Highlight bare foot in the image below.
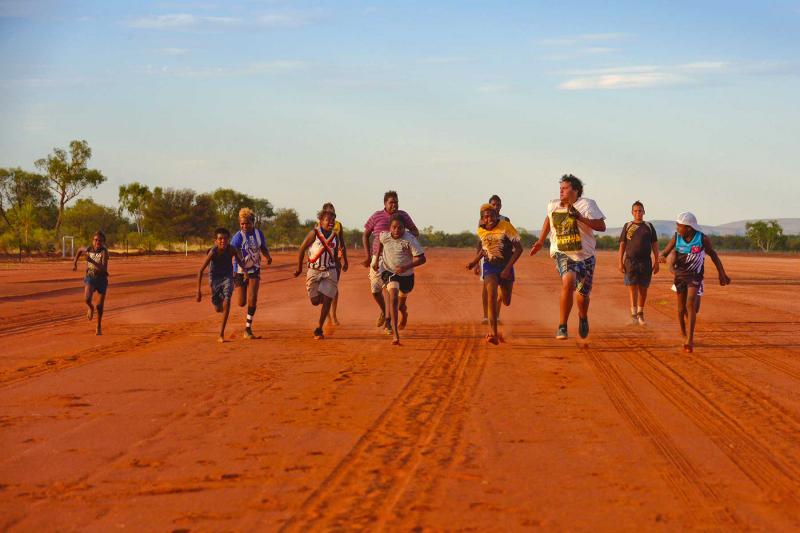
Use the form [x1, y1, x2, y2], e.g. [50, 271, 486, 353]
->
[95, 327, 102, 336]
[392, 339, 400, 346]
[486, 334, 499, 345]
[331, 316, 340, 326]
[217, 336, 226, 343]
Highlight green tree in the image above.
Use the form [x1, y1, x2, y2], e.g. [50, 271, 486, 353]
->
[266, 208, 303, 244]
[252, 197, 275, 228]
[62, 198, 127, 244]
[118, 182, 152, 235]
[745, 220, 784, 252]
[35, 140, 106, 236]
[0, 167, 55, 230]
[144, 188, 217, 246]
[212, 188, 253, 231]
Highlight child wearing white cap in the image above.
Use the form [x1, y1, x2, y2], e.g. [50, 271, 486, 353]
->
[659, 212, 731, 352]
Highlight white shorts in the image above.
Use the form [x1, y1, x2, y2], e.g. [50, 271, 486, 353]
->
[368, 256, 384, 294]
[307, 268, 338, 299]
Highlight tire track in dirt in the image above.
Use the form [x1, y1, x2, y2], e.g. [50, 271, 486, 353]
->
[584, 341, 741, 527]
[0, 321, 202, 388]
[615, 338, 800, 515]
[278, 280, 483, 532]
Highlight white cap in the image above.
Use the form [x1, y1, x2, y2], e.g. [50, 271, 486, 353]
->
[676, 212, 700, 231]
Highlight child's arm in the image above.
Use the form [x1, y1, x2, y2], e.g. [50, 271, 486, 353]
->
[361, 228, 373, 267]
[466, 248, 484, 270]
[618, 239, 627, 274]
[373, 241, 384, 271]
[501, 240, 523, 279]
[229, 246, 249, 280]
[530, 216, 550, 255]
[651, 239, 660, 274]
[397, 253, 425, 274]
[72, 247, 87, 271]
[702, 235, 731, 286]
[260, 238, 272, 265]
[197, 249, 214, 301]
[294, 231, 315, 277]
[658, 235, 677, 262]
[339, 229, 348, 272]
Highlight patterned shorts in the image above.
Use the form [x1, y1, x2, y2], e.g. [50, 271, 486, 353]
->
[210, 276, 233, 307]
[553, 253, 596, 297]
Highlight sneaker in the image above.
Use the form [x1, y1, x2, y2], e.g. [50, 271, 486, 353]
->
[376, 311, 386, 327]
[637, 311, 646, 326]
[579, 317, 589, 339]
[384, 319, 393, 335]
[313, 327, 324, 340]
[556, 325, 568, 340]
[243, 328, 254, 340]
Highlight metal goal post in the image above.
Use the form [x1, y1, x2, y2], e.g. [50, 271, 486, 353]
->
[62, 235, 75, 259]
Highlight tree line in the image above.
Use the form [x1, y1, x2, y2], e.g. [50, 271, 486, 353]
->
[2, 140, 798, 255]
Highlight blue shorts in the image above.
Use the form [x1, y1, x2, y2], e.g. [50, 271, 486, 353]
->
[482, 261, 515, 283]
[84, 274, 108, 295]
[553, 253, 596, 296]
[211, 276, 234, 307]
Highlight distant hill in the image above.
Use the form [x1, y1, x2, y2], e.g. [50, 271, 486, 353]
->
[606, 218, 800, 237]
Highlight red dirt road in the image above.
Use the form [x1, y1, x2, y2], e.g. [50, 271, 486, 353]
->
[1, 250, 799, 531]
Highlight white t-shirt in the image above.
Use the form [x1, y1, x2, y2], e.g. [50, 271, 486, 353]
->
[547, 197, 606, 261]
[379, 230, 424, 277]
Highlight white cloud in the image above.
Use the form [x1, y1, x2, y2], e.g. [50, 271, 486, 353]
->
[139, 60, 307, 78]
[476, 83, 510, 94]
[557, 61, 732, 90]
[128, 10, 317, 31]
[418, 55, 476, 65]
[158, 47, 190, 56]
[538, 33, 626, 47]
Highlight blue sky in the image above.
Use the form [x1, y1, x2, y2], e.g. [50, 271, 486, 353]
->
[1, 0, 799, 232]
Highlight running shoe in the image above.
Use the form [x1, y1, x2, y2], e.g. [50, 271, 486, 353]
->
[243, 328, 254, 340]
[556, 325, 568, 340]
[579, 317, 589, 339]
[384, 319, 393, 336]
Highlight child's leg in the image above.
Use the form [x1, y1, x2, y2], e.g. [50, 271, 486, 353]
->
[559, 271, 576, 326]
[481, 284, 489, 320]
[398, 293, 409, 330]
[638, 286, 648, 309]
[84, 283, 95, 320]
[219, 298, 231, 341]
[236, 277, 247, 308]
[329, 292, 340, 325]
[499, 281, 513, 306]
[676, 290, 688, 339]
[244, 278, 260, 336]
[485, 275, 500, 341]
[317, 294, 333, 330]
[387, 286, 400, 343]
[628, 285, 638, 315]
[95, 291, 106, 335]
[686, 286, 699, 350]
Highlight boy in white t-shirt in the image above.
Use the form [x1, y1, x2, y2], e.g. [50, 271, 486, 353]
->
[530, 174, 606, 340]
[372, 214, 426, 345]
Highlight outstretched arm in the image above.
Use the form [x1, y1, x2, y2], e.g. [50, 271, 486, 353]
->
[72, 247, 87, 271]
[702, 235, 731, 285]
[466, 248, 484, 270]
[658, 235, 677, 262]
[295, 231, 315, 277]
[197, 249, 214, 301]
[361, 229, 373, 267]
[530, 217, 550, 255]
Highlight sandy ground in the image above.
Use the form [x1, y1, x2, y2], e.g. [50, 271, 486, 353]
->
[1, 249, 799, 531]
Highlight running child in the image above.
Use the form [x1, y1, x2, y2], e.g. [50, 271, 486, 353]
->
[473, 195, 511, 324]
[72, 230, 109, 336]
[658, 212, 731, 352]
[372, 214, 426, 345]
[467, 204, 522, 345]
[295, 209, 341, 340]
[231, 207, 272, 339]
[196, 227, 247, 342]
[618, 201, 659, 325]
[321, 202, 348, 326]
